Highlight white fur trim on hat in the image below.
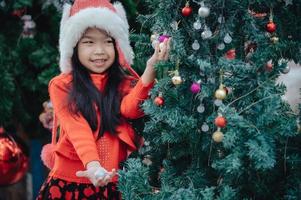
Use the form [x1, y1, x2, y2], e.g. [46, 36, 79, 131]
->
[59, 3, 134, 73]
[113, 2, 129, 30]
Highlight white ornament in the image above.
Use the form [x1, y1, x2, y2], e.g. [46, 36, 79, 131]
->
[170, 21, 179, 30]
[198, 6, 210, 18]
[201, 27, 212, 39]
[201, 123, 209, 132]
[223, 33, 232, 44]
[214, 99, 223, 107]
[217, 43, 225, 50]
[94, 169, 106, 179]
[218, 15, 224, 23]
[192, 40, 200, 50]
[193, 20, 202, 30]
[197, 104, 205, 113]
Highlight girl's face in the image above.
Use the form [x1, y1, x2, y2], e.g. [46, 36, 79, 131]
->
[77, 28, 115, 74]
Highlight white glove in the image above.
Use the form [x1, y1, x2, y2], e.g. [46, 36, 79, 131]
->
[76, 161, 116, 187]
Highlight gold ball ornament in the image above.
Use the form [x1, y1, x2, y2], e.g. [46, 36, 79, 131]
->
[172, 75, 183, 85]
[212, 130, 224, 142]
[215, 88, 227, 100]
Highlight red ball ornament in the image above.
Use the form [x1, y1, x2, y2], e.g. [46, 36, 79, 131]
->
[0, 130, 29, 185]
[11, 8, 27, 17]
[154, 96, 164, 106]
[214, 116, 227, 128]
[182, 3, 192, 17]
[265, 62, 273, 72]
[225, 49, 236, 60]
[266, 21, 276, 33]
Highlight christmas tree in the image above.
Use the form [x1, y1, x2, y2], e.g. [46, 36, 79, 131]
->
[119, 0, 301, 199]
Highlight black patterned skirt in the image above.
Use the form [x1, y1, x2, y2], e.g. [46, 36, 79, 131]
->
[36, 177, 121, 200]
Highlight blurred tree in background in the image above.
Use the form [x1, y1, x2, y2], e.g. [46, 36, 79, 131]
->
[0, 0, 61, 138]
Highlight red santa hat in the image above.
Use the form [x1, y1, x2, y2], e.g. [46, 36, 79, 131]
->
[59, 0, 139, 78]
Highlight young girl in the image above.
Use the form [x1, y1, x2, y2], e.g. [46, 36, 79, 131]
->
[37, 0, 170, 199]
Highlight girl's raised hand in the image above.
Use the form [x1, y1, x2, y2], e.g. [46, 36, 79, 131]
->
[147, 38, 171, 68]
[142, 38, 171, 85]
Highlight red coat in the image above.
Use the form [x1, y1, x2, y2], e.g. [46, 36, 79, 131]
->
[48, 72, 153, 183]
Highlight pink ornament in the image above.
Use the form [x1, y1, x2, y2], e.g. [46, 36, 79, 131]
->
[190, 82, 201, 93]
[159, 35, 170, 43]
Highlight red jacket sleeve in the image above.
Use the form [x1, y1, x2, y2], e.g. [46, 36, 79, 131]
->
[49, 76, 100, 167]
[120, 77, 154, 119]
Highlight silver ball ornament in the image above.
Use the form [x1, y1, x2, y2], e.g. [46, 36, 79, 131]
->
[198, 6, 210, 18]
[281, 65, 290, 74]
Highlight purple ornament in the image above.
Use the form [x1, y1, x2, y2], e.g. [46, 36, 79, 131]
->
[190, 82, 201, 94]
[159, 35, 170, 43]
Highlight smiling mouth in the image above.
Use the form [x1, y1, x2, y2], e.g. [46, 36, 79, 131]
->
[91, 59, 107, 66]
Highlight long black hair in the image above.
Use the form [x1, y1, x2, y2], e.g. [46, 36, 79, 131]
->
[68, 41, 125, 139]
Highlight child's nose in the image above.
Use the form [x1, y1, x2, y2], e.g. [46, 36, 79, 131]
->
[94, 45, 105, 55]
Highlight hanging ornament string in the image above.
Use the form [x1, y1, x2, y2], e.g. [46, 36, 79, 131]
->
[168, 59, 183, 85]
[219, 69, 224, 86]
[208, 140, 214, 166]
[214, 70, 227, 102]
[217, 0, 228, 50]
[269, 7, 273, 21]
[175, 58, 180, 71]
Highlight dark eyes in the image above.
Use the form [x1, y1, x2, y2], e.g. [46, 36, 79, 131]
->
[82, 40, 113, 44]
[82, 40, 93, 44]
